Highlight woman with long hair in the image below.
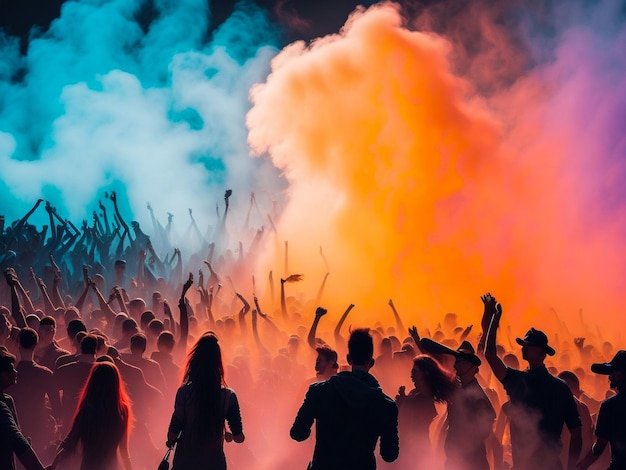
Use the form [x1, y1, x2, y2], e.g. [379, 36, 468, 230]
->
[49, 361, 132, 470]
[166, 331, 244, 469]
[394, 355, 457, 469]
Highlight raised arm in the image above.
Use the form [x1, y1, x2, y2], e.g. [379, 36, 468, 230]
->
[307, 306, 327, 350]
[49, 255, 66, 309]
[33, 271, 57, 318]
[481, 293, 507, 381]
[388, 299, 405, 336]
[235, 292, 250, 338]
[177, 273, 193, 354]
[407, 325, 426, 355]
[280, 274, 303, 321]
[334, 303, 354, 352]
[109, 191, 134, 245]
[4, 268, 27, 328]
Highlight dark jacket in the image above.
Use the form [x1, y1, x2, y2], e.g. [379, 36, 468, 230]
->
[290, 370, 399, 470]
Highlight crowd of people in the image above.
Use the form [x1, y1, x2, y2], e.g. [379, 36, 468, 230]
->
[0, 194, 624, 470]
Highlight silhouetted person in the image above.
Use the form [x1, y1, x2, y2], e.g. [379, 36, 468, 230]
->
[151, 330, 180, 402]
[50, 361, 132, 470]
[7, 327, 60, 456]
[314, 345, 339, 382]
[395, 354, 456, 469]
[481, 293, 582, 470]
[34, 316, 70, 371]
[0, 348, 47, 470]
[421, 337, 496, 470]
[577, 350, 626, 470]
[54, 333, 97, 431]
[54, 319, 88, 370]
[121, 332, 167, 393]
[290, 328, 399, 469]
[167, 332, 244, 469]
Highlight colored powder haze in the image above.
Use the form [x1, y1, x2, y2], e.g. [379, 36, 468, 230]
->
[2, 0, 626, 338]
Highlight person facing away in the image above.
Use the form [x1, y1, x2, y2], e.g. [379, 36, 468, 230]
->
[290, 328, 399, 470]
[7, 327, 61, 456]
[50, 361, 132, 470]
[577, 350, 626, 470]
[0, 348, 47, 470]
[167, 332, 244, 470]
[481, 293, 582, 470]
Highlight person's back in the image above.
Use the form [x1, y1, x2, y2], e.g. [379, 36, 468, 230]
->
[6, 328, 59, 453]
[290, 328, 399, 470]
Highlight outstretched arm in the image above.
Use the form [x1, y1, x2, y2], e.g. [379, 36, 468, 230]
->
[236, 292, 250, 338]
[388, 299, 405, 336]
[307, 307, 327, 349]
[481, 293, 507, 381]
[4, 269, 27, 328]
[176, 274, 193, 354]
[280, 274, 303, 321]
[334, 303, 355, 352]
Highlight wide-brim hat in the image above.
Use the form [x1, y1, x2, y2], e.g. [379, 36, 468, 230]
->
[515, 328, 555, 356]
[591, 350, 626, 375]
[420, 338, 481, 366]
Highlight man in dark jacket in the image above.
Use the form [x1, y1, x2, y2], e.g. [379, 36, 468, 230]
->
[290, 328, 399, 470]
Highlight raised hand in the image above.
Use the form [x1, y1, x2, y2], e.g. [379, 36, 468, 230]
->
[315, 307, 328, 317]
[408, 325, 421, 343]
[480, 292, 498, 333]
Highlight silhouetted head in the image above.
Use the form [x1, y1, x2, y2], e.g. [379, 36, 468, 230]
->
[18, 327, 38, 350]
[592, 350, 626, 390]
[184, 332, 225, 386]
[157, 331, 175, 354]
[517, 328, 555, 361]
[130, 333, 147, 354]
[558, 370, 581, 396]
[347, 328, 374, 368]
[74, 361, 132, 442]
[80, 334, 98, 355]
[67, 319, 87, 343]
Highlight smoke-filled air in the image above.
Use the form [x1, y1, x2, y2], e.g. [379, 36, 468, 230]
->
[1, 0, 626, 469]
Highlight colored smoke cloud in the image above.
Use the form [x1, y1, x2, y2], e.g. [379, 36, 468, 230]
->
[248, 1, 626, 335]
[1, 0, 625, 337]
[0, 0, 283, 232]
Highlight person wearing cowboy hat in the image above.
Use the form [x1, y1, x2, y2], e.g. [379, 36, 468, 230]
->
[577, 350, 626, 470]
[420, 337, 496, 470]
[480, 293, 582, 470]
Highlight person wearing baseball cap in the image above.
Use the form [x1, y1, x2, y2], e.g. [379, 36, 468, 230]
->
[578, 350, 626, 470]
[480, 293, 582, 470]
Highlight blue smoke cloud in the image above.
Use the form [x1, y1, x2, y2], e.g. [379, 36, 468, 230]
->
[0, 0, 285, 231]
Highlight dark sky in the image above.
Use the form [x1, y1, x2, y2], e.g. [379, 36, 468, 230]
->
[0, 0, 388, 47]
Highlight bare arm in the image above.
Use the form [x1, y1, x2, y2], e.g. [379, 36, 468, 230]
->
[481, 293, 507, 381]
[5, 269, 27, 328]
[334, 303, 354, 352]
[388, 299, 405, 336]
[177, 274, 193, 354]
[307, 307, 327, 350]
[236, 292, 250, 338]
